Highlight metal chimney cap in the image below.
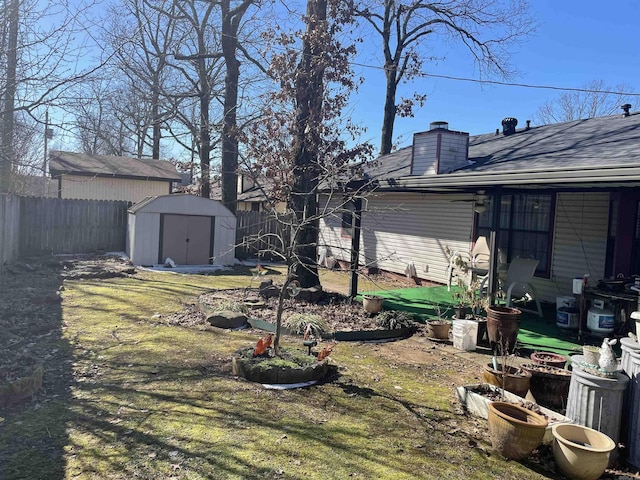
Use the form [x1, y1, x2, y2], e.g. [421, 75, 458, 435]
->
[622, 104, 632, 116]
[501, 117, 518, 136]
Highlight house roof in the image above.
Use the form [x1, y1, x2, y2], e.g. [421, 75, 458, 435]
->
[365, 111, 640, 192]
[49, 151, 181, 182]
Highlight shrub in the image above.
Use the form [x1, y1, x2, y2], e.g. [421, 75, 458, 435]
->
[375, 311, 416, 330]
[283, 313, 331, 337]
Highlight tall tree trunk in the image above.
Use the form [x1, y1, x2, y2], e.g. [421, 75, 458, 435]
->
[220, 0, 246, 214]
[198, 56, 211, 199]
[0, 0, 19, 192]
[290, 0, 326, 288]
[151, 82, 161, 159]
[379, 66, 397, 156]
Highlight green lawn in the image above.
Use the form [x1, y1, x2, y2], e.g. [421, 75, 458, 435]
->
[0, 268, 557, 479]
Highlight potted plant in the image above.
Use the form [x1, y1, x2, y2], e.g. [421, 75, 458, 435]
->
[486, 305, 521, 354]
[488, 401, 548, 460]
[483, 362, 531, 398]
[521, 363, 572, 411]
[362, 294, 384, 314]
[483, 342, 531, 398]
[426, 306, 451, 340]
[530, 351, 568, 369]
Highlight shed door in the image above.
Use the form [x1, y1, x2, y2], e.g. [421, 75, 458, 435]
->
[161, 214, 213, 265]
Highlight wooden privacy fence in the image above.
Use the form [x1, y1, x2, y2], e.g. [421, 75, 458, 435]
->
[0, 194, 21, 274]
[19, 197, 130, 256]
[235, 211, 293, 260]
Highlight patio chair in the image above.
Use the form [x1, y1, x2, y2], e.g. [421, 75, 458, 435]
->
[502, 257, 543, 318]
[447, 236, 499, 291]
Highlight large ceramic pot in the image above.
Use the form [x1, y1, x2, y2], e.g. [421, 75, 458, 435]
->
[488, 401, 548, 459]
[486, 306, 521, 354]
[426, 320, 450, 340]
[530, 351, 567, 369]
[362, 295, 384, 314]
[552, 423, 615, 480]
[521, 363, 572, 411]
[483, 363, 531, 398]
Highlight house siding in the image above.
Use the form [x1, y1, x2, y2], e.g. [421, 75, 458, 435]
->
[319, 192, 475, 284]
[57, 175, 171, 203]
[533, 192, 609, 302]
[321, 190, 611, 305]
[411, 133, 438, 175]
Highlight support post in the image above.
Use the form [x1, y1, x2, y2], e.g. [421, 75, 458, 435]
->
[487, 187, 502, 305]
[349, 197, 363, 298]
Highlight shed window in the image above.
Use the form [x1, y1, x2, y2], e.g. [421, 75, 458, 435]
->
[476, 193, 555, 277]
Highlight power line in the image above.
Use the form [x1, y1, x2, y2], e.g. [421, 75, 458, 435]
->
[349, 61, 640, 97]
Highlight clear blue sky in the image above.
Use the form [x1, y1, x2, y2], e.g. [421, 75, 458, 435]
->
[350, 0, 640, 148]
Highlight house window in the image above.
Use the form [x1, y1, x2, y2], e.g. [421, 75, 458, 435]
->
[476, 193, 555, 277]
[251, 202, 260, 212]
[341, 201, 354, 238]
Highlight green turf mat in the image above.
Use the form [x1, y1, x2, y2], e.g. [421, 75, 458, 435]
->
[360, 285, 582, 357]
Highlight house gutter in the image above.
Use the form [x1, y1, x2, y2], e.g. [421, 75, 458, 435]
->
[377, 165, 640, 190]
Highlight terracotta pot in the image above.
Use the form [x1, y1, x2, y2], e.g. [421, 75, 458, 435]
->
[426, 320, 450, 340]
[552, 423, 615, 480]
[486, 306, 521, 354]
[488, 401, 548, 459]
[521, 363, 572, 411]
[530, 351, 567, 369]
[362, 295, 383, 314]
[483, 363, 531, 398]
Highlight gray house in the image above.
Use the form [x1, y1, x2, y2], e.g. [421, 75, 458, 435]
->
[319, 108, 640, 303]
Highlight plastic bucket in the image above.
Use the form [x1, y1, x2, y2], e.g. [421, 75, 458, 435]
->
[452, 320, 478, 351]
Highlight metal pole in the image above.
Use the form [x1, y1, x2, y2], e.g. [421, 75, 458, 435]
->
[487, 186, 502, 305]
[43, 110, 49, 178]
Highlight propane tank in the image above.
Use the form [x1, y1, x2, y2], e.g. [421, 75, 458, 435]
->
[587, 299, 615, 334]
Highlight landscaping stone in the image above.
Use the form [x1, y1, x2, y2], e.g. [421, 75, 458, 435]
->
[206, 311, 248, 329]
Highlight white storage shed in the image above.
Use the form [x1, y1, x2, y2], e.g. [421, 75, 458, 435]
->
[127, 194, 236, 266]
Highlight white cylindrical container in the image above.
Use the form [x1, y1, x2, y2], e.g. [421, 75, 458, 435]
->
[626, 348, 640, 468]
[452, 319, 478, 352]
[621, 337, 640, 376]
[566, 356, 629, 461]
[556, 296, 576, 310]
[587, 299, 615, 334]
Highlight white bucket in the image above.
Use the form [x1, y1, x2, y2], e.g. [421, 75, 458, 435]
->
[452, 320, 478, 351]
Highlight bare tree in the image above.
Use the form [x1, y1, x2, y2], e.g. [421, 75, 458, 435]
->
[220, 0, 266, 214]
[350, 0, 535, 155]
[170, 0, 226, 199]
[534, 79, 640, 125]
[242, 0, 373, 353]
[0, 0, 102, 192]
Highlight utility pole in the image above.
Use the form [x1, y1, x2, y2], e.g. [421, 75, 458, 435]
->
[43, 110, 53, 196]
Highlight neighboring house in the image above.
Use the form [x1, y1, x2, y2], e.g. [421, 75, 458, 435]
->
[319, 109, 640, 303]
[49, 151, 182, 203]
[236, 174, 287, 213]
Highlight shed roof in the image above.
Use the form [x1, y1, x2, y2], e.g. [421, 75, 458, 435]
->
[49, 151, 181, 182]
[364, 111, 640, 192]
[128, 194, 235, 218]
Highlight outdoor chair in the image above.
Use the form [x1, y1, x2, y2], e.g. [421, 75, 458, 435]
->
[500, 257, 543, 318]
[447, 236, 505, 291]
